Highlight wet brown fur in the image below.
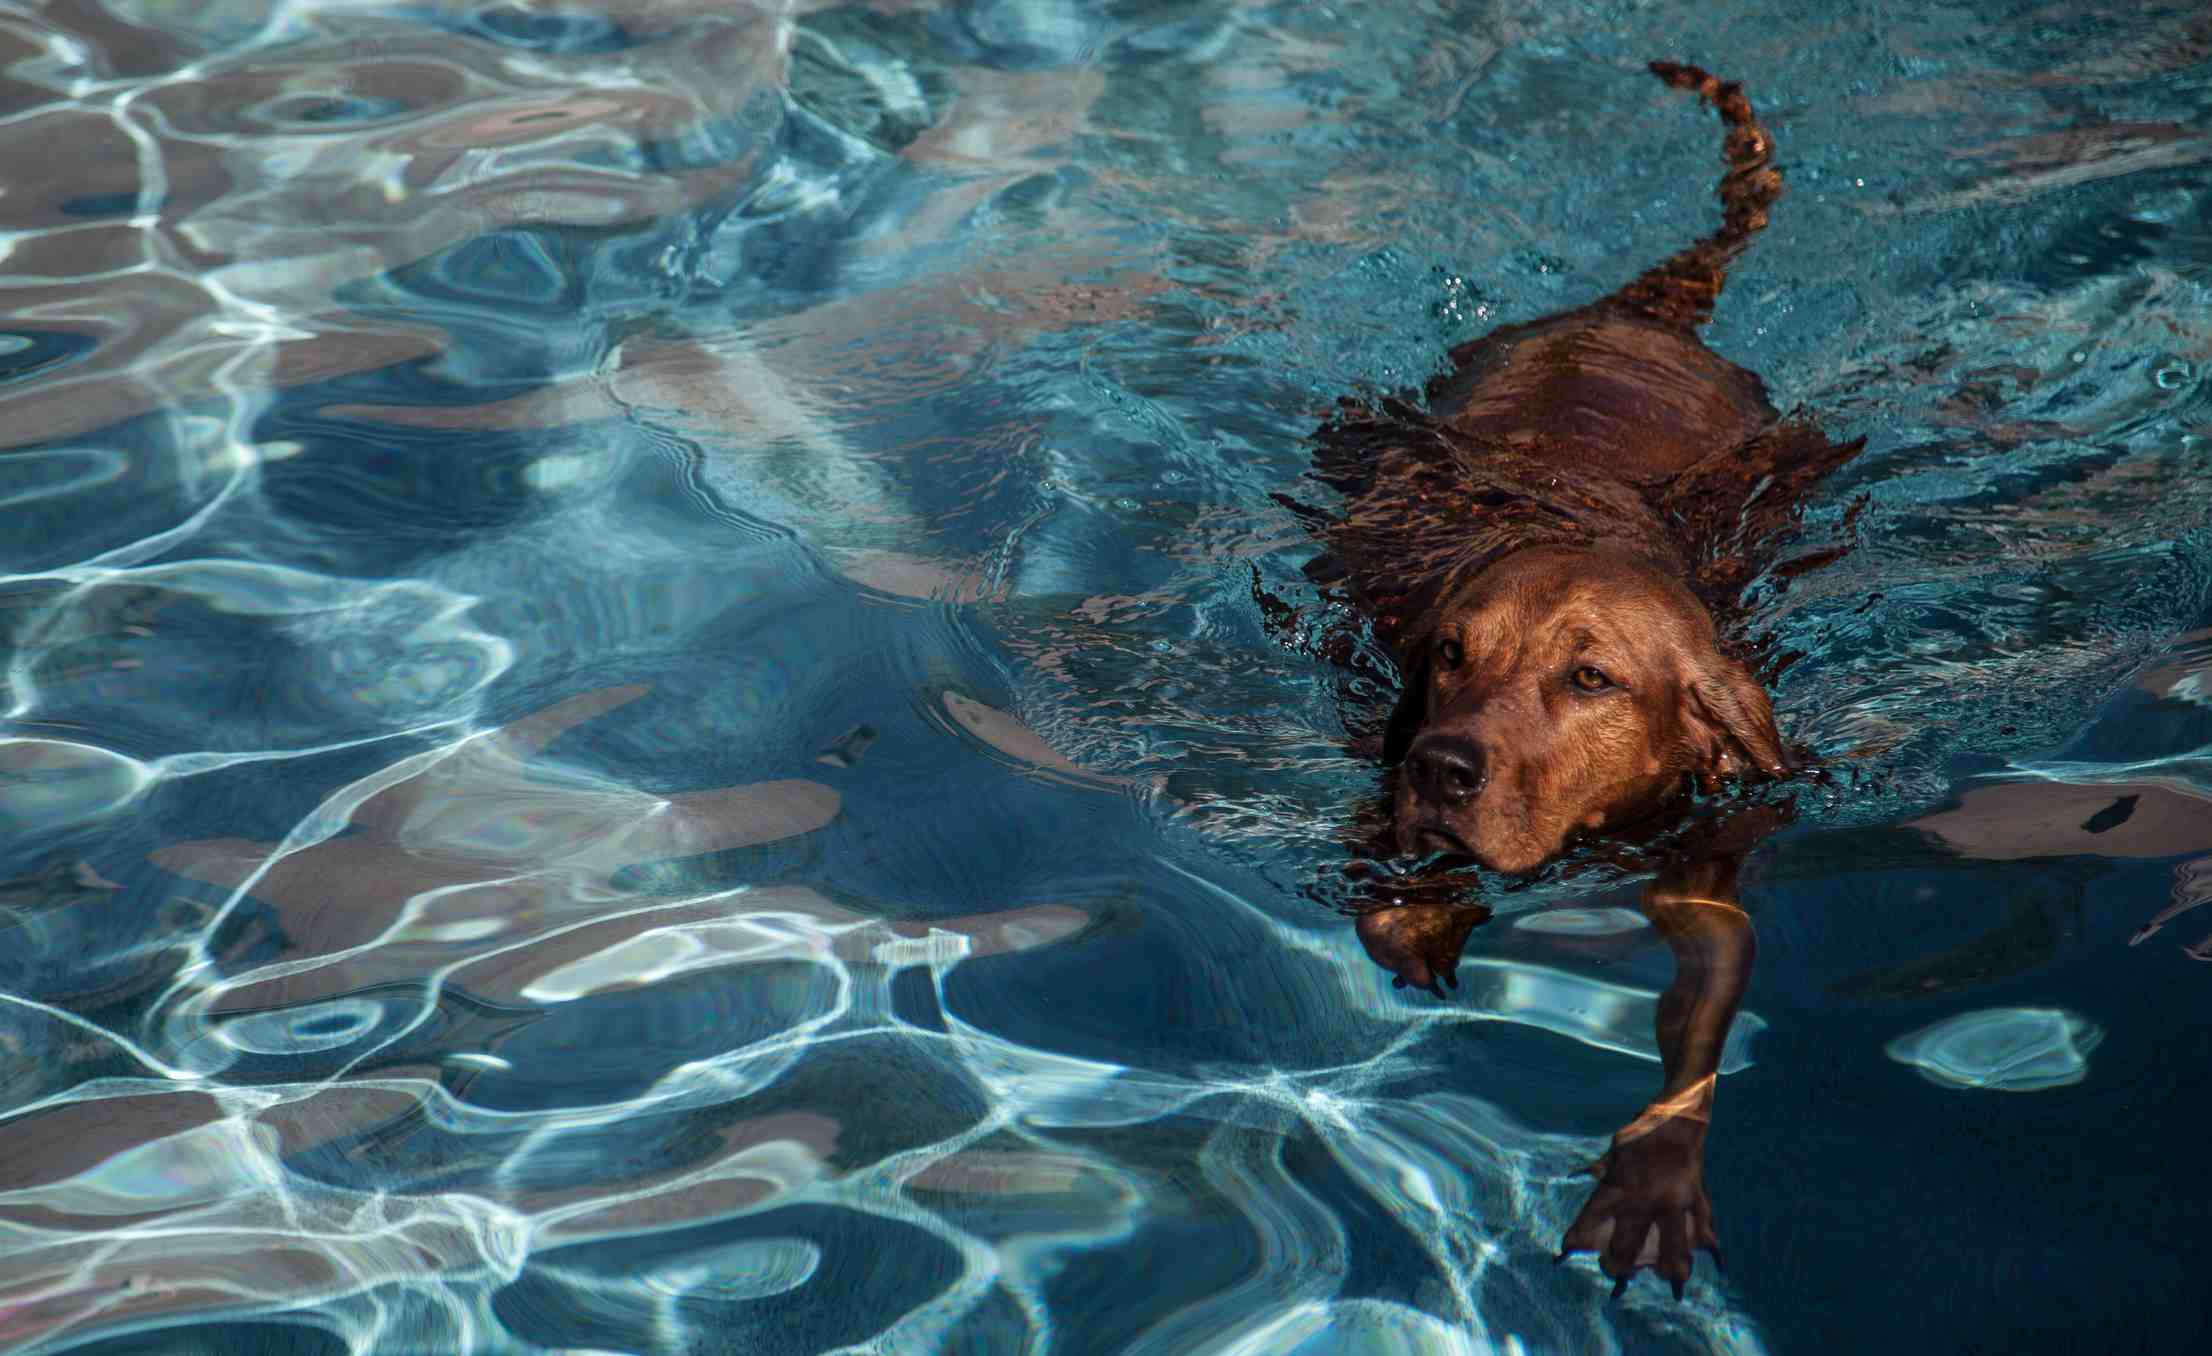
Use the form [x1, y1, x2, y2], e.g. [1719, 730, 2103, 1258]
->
[1301, 62, 1863, 873]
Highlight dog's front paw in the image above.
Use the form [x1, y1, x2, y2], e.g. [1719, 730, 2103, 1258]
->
[1354, 902, 1486, 998]
[1557, 1111, 1722, 1300]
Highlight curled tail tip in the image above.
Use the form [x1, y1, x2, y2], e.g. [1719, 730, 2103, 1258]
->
[1612, 60, 1781, 328]
[1647, 60, 1760, 128]
[1646, 60, 1720, 98]
[1646, 58, 1775, 178]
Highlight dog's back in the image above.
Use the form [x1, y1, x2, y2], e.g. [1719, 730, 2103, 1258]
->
[1303, 63, 1860, 642]
[1426, 63, 1787, 488]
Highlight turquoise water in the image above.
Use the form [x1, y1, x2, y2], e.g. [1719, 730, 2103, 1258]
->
[1, 0, 2208, 1351]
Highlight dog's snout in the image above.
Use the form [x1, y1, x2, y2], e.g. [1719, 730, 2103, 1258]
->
[1406, 735, 1487, 806]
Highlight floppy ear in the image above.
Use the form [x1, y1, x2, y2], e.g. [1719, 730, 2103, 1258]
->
[1683, 658, 1791, 780]
[1381, 647, 1431, 766]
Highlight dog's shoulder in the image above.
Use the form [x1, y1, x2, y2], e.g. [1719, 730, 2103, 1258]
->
[1302, 395, 1688, 651]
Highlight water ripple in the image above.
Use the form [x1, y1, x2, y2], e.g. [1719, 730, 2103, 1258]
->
[0, 0, 2207, 1351]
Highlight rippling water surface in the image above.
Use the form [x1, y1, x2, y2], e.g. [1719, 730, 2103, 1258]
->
[2, 1, 2209, 1351]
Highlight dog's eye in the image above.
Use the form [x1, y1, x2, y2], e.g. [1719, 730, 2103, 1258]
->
[1570, 665, 1613, 692]
[1435, 638, 1464, 669]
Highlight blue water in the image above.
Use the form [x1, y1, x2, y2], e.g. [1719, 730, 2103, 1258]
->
[2, 1, 2209, 1352]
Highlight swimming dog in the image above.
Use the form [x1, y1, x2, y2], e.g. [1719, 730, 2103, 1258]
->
[1294, 62, 1861, 1298]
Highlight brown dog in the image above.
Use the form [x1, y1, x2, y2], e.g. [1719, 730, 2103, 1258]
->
[1302, 61, 1859, 875]
[1292, 62, 1863, 1299]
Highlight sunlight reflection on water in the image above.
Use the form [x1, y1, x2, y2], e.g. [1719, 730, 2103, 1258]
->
[1, 0, 2209, 1351]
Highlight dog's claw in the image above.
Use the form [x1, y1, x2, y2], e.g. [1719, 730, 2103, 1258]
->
[1610, 1275, 1629, 1300]
[1670, 1277, 1686, 1302]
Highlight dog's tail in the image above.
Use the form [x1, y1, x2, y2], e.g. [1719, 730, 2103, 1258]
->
[1610, 62, 1782, 330]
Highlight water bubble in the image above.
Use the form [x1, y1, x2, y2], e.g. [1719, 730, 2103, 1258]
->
[1513, 907, 1646, 936]
[219, 998, 386, 1055]
[2153, 360, 2193, 391]
[1885, 1006, 2103, 1091]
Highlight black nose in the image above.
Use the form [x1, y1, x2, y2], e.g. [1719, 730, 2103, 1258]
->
[1406, 735, 1487, 806]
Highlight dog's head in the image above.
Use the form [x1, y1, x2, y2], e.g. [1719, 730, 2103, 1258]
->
[1384, 545, 1788, 873]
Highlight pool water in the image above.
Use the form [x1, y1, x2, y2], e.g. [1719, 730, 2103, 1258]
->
[2, 1, 2208, 1352]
